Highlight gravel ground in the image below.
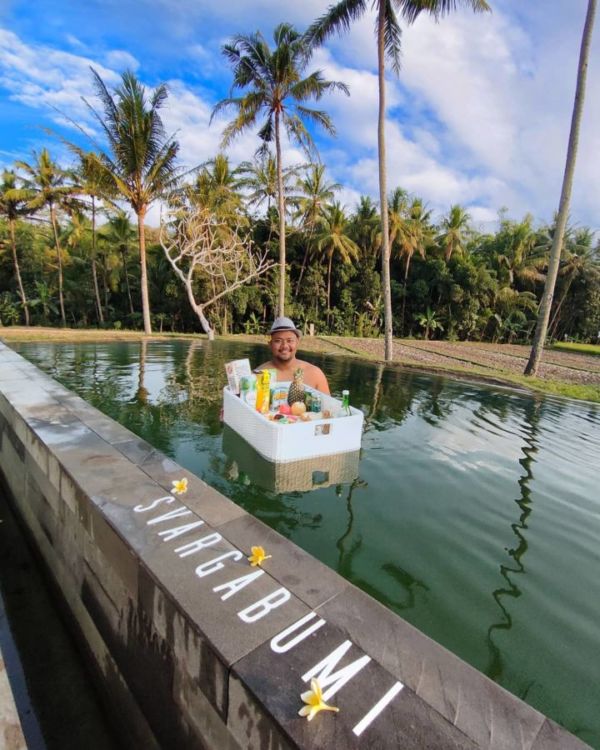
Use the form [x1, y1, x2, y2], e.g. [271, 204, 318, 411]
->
[322, 337, 600, 387]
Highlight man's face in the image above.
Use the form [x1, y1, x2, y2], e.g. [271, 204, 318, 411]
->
[269, 331, 298, 362]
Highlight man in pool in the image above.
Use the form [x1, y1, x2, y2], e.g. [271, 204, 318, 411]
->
[257, 316, 330, 394]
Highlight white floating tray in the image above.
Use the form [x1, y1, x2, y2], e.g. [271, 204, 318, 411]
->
[222, 384, 363, 463]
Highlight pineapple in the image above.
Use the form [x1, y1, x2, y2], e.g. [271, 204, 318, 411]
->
[287, 368, 305, 405]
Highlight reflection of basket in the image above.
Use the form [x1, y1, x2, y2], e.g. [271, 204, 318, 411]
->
[222, 385, 363, 462]
[222, 425, 360, 493]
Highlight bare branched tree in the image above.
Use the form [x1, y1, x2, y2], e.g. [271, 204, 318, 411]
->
[160, 207, 274, 339]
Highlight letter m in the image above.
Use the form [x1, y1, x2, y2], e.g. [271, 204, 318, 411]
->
[301, 640, 371, 701]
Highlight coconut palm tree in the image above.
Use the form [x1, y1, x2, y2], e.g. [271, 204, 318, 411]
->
[189, 154, 245, 221]
[0, 170, 30, 324]
[439, 204, 471, 261]
[548, 228, 598, 338]
[71, 69, 181, 334]
[292, 163, 341, 293]
[101, 211, 137, 317]
[396, 197, 433, 283]
[237, 152, 299, 214]
[305, 0, 490, 361]
[526, 0, 597, 375]
[416, 306, 443, 340]
[75, 152, 117, 324]
[495, 216, 545, 289]
[13, 149, 73, 325]
[387, 187, 409, 251]
[212, 22, 349, 317]
[313, 201, 360, 321]
[351, 195, 380, 266]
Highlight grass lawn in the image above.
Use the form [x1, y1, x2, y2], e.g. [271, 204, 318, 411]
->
[552, 342, 600, 357]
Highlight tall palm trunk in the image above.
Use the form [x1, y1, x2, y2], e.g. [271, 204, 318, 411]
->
[275, 111, 286, 317]
[295, 236, 312, 297]
[121, 247, 135, 316]
[525, 0, 596, 375]
[8, 218, 29, 325]
[90, 197, 104, 324]
[137, 207, 152, 334]
[327, 252, 334, 326]
[377, 4, 393, 361]
[50, 204, 66, 326]
[400, 253, 412, 336]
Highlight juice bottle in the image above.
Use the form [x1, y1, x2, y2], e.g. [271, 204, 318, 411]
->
[255, 370, 271, 414]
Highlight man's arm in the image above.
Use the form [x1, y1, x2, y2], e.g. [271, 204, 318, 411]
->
[311, 365, 330, 395]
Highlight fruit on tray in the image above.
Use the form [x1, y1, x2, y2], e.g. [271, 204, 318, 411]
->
[288, 368, 305, 405]
[291, 401, 307, 416]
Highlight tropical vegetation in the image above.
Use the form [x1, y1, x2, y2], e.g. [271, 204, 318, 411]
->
[0, 5, 598, 361]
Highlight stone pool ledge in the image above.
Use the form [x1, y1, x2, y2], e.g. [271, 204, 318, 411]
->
[0, 341, 589, 750]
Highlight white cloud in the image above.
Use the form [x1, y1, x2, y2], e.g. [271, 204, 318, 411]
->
[103, 49, 140, 71]
[1, 0, 599, 231]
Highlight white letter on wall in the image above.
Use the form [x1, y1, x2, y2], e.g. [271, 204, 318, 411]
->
[158, 520, 205, 541]
[195, 550, 243, 578]
[147, 507, 191, 525]
[238, 588, 291, 623]
[352, 682, 404, 737]
[175, 533, 222, 558]
[301, 640, 371, 701]
[133, 496, 175, 513]
[270, 612, 327, 654]
[213, 570, 264, 600]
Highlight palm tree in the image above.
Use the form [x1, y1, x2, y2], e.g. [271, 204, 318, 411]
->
[189, 154, 245, 221]
[212, 22, 349, 317]
[526, 0, 597, 375]
[395, 197, 433, 283]
[305, 0, 490, 361]
[13, 149, 73, 325]
[416, 306, 443, 340]
[292, 163, 341, 292]
[314, 201, 360, 321]
[496, 216, 545, 290]
[439, 204, 471, 261]
[72, 69, 181, 334]
[351, 195, 380, 266]
[237, 152, 299, 213]
[548, 228, 598, 338]
[0, 170, 30, 324]
[387, 187, 409, 251]
[102, 211, 137, 317]
[394, 197, 433, 334]
[75, 152, 116, 324]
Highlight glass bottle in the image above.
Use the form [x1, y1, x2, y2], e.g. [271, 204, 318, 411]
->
[341, 389, 351, 416]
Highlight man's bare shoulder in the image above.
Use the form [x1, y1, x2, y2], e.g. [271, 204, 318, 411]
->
[295, 359, 330, 394]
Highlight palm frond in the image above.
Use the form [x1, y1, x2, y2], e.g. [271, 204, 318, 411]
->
[383, 1, 402, 74]
[394, 0, 491, 25]
[304, 0, 368, 49]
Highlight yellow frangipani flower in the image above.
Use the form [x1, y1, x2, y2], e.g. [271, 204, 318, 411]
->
[248, 545, 272, 567]
[299, 678, 339, 721]
[171, 477, 188, 495]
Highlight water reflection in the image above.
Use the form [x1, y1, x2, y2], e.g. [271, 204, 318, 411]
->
[485, 397, 540, 685]
[11, 339, 600, 747]
[222, 426, 360, 493]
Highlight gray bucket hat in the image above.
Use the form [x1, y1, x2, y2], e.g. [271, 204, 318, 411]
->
[269, 316, 302, 337]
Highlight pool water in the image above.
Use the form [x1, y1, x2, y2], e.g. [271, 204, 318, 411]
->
[12, 339, 600, 748]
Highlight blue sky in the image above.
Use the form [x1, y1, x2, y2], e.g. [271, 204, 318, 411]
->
[1, 0, 599, 231]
